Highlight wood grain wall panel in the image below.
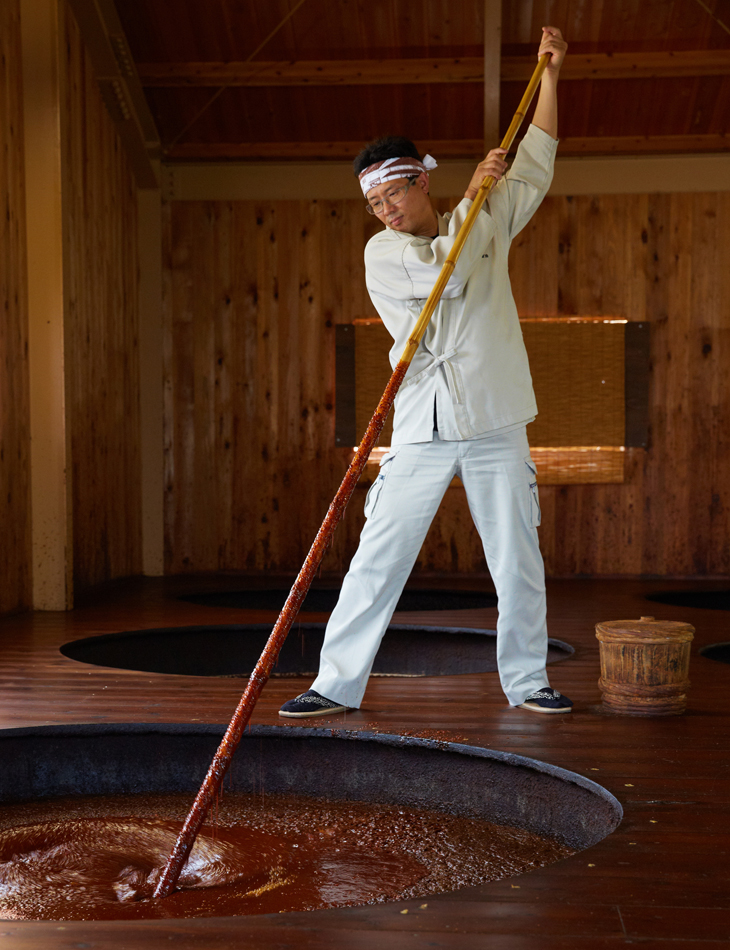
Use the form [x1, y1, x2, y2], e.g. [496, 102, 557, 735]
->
[508, 197, 560, 315]
[164, 191, 730, 578]
[532, 192, 730, 577]
[163, 198, 375, 575]
[0, 0, 32, 615]
[706, 199, 730, 571]
[61, 2, 142, 593]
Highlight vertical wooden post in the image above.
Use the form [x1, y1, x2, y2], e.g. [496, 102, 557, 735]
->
[20, 0, 73, 610]
[483, 0, 502, 153]
[0, 0, 32, 615]
[138, 176, 164, 576]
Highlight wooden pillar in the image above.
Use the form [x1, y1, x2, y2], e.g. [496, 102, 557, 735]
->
[20, 0, 73, 610]
[138, 178, 164, 576]
[483, 0, 502, 153]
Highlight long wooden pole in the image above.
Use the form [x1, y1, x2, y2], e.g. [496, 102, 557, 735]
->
[153, 52, 550, 900]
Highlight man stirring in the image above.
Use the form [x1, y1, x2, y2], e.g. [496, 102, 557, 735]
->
[280, 27, 571, 718]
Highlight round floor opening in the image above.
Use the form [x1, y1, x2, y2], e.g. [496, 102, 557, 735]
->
[60, 623, 574, 678]
[178, 588, 499, 613]
[699, 642, 730, 664]
[0, 724, 621, 921]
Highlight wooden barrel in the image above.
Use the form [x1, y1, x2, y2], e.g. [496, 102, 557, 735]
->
[595, 616, 694, 716]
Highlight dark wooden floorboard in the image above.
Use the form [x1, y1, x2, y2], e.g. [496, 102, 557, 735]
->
[0, 576, 729, 947]
[4, 925, 730, 950]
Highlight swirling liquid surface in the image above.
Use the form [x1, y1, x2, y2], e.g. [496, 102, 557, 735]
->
[0, 793, 573, 920]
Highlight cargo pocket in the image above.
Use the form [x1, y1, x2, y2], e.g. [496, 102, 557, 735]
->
[363, 451, 397, 520]
[525, 457, 541, 527]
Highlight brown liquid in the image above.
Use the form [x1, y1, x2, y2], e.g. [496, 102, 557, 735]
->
[0, 792, 573, 921]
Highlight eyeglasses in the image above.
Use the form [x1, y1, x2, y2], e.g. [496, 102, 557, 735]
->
[366, 177, 418, 215]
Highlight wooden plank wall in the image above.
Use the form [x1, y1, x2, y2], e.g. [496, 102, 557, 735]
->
[162, 201, 377, 574]
[61, 2, 142, 593]
[0, 0, 32, 615]
[162, 192, 730, 578]
[510, 192, 730, 575]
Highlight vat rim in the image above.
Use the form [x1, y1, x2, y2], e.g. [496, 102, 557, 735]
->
[0, 721, 621, 820]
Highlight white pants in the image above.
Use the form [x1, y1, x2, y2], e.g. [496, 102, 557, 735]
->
[311, 426, 550, 707]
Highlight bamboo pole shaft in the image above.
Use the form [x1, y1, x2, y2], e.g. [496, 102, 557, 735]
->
[153, 52, 550, 901]
[402, 53, 549, 363]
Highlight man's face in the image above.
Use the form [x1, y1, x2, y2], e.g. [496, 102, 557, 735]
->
[366, 173, 436, 237]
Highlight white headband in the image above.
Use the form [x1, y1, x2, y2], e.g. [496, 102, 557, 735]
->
[359, 154, 438, 196]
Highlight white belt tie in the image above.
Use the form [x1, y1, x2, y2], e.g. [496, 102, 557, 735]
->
[402, 347, 464, 405]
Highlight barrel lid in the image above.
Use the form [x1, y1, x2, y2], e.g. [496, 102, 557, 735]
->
[595, 617, 695, 642]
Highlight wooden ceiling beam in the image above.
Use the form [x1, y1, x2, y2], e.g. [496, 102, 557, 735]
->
[165, 140, 483, 160]
[141, 58, 484, 86]
[553, 134, 730, 154]
[504, 49, 730, 81]
[139, 50, 730, 87]
[164, 134, 730, 161]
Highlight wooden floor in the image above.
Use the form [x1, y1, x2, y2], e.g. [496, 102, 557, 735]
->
[1, 574, 729, 948]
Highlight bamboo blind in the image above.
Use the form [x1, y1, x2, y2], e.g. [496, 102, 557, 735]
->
[524, 319, 625, 484]
[354, 321, 395, 447]
[351, 317, 626, 484]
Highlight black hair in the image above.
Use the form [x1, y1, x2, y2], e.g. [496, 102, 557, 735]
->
[353, 136, 422, 176]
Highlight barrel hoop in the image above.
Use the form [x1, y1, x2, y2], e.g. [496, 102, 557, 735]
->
[598, 678, 690, 698]
[595, 632, 694, 644]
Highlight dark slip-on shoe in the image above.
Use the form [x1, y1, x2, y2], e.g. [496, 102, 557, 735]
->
[517, 688, 573, 714]
[279, 689, 349, 718]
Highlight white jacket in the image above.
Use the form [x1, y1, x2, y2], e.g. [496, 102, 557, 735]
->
[364, 123, 557, 445]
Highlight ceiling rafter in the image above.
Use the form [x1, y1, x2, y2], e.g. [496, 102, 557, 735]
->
[164, 134, 730, 161]
[137, 50, 730, 87]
